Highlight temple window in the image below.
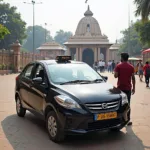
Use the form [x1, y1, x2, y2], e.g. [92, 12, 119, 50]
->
[87, 24, 90, 32]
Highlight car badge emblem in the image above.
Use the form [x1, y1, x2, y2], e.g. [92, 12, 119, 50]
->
[102, 103, 108, 109]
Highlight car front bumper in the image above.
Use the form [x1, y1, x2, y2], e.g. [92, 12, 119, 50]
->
[57, 105, 130, 135]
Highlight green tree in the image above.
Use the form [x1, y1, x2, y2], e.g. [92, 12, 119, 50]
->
[134, 0, 150, 21]
[54, 30, 73, 45]
[119, 22, 142, 56]
[0, 24, 10, 40]
[23, 25, 53, 51]
[135, 20, 150, 47]
[0, 2, 26, 49]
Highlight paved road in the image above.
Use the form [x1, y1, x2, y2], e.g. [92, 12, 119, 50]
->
[0, 73, 150, 150]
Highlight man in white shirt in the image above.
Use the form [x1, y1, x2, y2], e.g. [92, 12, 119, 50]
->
[98, 60, 102, 72]
[110, 60, 112, 72]
[108, 60, 112, 72]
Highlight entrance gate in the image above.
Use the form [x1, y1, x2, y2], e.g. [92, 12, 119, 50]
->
[82, 48, 94, 67]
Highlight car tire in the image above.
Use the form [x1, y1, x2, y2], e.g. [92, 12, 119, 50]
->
[16, 96, 26, 117]
[46, 111, 65, 143]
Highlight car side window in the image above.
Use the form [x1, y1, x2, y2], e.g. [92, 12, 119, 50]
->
[24, 65, 34, 79]
[34, 64, 48, 83]
[34, 65, 44, 79]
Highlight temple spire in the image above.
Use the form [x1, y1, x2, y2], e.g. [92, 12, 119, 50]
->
[84, 5, 93, 17]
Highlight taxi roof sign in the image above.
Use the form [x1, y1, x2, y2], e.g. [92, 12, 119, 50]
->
[56, 56, 72, 62]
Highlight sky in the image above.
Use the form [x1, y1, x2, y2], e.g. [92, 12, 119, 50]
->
[5, 0, 140, 43]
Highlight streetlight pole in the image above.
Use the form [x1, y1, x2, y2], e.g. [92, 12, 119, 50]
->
[128, 2, 131, 56]
[24, 0, 42, 61]
[33, 1, 35, 61]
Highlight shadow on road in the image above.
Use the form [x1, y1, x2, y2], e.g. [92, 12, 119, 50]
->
[1, 113, 150, 150]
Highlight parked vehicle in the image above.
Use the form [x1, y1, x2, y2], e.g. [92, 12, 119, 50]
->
[15, 56, 130, 142]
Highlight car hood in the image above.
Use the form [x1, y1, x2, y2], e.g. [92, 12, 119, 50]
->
[55, 83, 122, 103]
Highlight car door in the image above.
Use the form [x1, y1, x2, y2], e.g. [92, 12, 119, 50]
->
[27, 63, 49, 114]
[19, 63, 35, 108]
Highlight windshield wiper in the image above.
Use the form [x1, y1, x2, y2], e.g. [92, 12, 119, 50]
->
[60, 80, 92, 85]
[92, 79, 104, 83]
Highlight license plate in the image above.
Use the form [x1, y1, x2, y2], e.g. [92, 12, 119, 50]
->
[94, 112, 117, 121]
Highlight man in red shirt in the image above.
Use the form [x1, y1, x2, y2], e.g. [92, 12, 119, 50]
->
[114, 53, 136, 126]
[143, 61, 150, 87]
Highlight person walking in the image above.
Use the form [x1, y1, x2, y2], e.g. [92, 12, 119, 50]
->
[93, 61, 98, 72]
[107, 60, 111, 72]
[137, 60, 143, 81]
[99, 60, 102, 72]
[143, 61, 150, 87]
[114, 53, 136, 126]
[111, 60, 116, 74]
[98, 60, 101, 72]
[102, 60, 105, 72]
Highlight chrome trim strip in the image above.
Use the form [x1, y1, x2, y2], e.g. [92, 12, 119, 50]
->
[88, 107, 103, 110]
[107, 104, 118, 109]
[107, 101, 119, 105]
[86, 101, 119, 110]
[86, 104, 102, 106]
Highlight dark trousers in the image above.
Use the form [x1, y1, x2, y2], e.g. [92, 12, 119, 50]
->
[122, 90, 131, 120]
[145, 75, 150, 85]
[100, 66, 102, 72]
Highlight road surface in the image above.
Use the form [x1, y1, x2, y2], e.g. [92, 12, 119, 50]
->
[0, 73, 150, 150]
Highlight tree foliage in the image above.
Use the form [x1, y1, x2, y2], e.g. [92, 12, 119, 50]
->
[134, 0, 150, 22]
[54, 30, 73, 45]
[0, 2, 26, 49]
[119, 22, 142, 56]
[23, 25, 53, 51]
[0, 24, 10, 40]
[135, 20, 150, 47]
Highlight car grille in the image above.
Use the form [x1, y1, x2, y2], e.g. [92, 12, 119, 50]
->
[88, 119, 121, 130]
[85, 100, 120, 112]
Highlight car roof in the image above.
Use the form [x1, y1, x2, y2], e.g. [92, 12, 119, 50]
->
[34, 60, 85, 65]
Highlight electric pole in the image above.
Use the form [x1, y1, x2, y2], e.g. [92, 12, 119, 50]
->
[24, 0, 42, 61]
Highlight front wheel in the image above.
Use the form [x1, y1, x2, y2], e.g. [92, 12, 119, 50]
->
[46, 111, 65, 143]
[16, 96, 26, 117]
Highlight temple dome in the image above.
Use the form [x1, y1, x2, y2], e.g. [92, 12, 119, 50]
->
[75, 5, 102, 36]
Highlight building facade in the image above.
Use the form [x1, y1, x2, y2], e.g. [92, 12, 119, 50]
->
[64, 6, 112, 66]
[109, 42, 120, 62]
[37, 41, 66, 60]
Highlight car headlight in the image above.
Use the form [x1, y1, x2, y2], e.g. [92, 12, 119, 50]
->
[121, 93, 128, 106]
[54, 95, 81, 109]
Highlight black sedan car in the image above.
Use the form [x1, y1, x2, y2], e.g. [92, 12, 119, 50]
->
[15, 56, 130, 142]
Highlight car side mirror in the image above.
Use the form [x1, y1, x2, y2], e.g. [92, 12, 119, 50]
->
[32, 77, 43, 84]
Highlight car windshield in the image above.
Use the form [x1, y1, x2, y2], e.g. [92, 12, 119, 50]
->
[47, 63, 103, 85]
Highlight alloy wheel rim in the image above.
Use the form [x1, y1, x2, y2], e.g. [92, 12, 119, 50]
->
[16, 98, 21, 113]
[48, 116, 57, 137]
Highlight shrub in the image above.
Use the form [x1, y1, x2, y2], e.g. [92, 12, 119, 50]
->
[0, 64, 2, 70]
[9, 64, 14, 70]
[2, 64, 6, 70]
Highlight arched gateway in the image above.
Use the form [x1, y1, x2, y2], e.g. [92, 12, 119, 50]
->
[82, 48, 94, 67]
[64, 5, 112, 64]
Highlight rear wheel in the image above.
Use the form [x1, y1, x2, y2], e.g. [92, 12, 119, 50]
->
[46, 111, 65, 142]
[16, 96, 26, 117]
